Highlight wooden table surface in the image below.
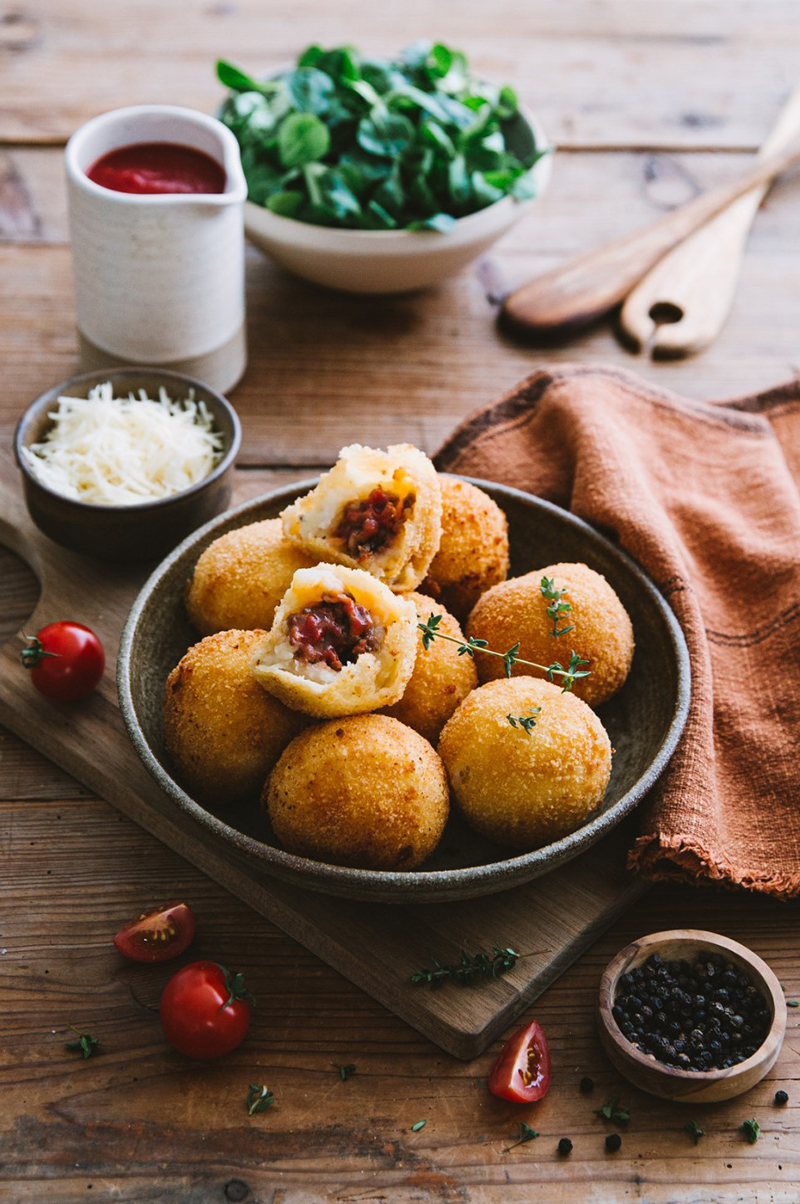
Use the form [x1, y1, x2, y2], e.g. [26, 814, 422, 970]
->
[2, 3, 799, 1200]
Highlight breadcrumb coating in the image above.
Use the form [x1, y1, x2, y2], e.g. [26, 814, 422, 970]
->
[164, 629, 307, 805]
[438, 677, 612, 849]
[422, 477, 509, 620]
[466, 561, 634, 706]
[266, 715, 449, 870]
[382, 592, 477, 744]
[185, 519, 314, 635]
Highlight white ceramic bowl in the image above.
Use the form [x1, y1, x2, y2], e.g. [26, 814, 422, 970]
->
[243, 109, 551, 293]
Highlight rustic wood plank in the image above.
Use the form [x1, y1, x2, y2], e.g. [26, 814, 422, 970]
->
[1, 789, 797, 1202]
[1, 1, 798, 151]
[1, 148, 799, 467]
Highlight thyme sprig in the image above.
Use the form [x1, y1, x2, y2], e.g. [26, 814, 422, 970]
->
[411, 944, 520, 989]
[335, 1062, 357, 1081]
[246, 1083, 275, 1114]
[540, 577, 574, 638]
[507, 707, 542, 735]
[418, 614, 591, 693]
[65, 1027, 99, 1059]
[503, 1121, 539, 1152]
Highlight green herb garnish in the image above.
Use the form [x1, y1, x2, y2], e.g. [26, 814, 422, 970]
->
[335, 1062, 357, 1081]
[594, 1097, 630, 1124]
[217, 42, 548, 231]
[503, 1121, 539, 1152]
[411, 945, 519, 989]
[685, 1119, 705, 1144]
[740, 1117, 760, 1144]
[418, 614, 591, 693]
[507, 707, 542, 735]
[787, 1000, 798, 1007]
[411, 1119, 427, 1132]
[540, 577, 574, 638]
[246, 1084, 275, 1114]
[65, 1027, 99, 1059]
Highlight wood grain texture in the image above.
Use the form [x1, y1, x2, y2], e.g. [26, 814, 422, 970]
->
[2, 2, 800, 1197]
[0, 0, 799, 150]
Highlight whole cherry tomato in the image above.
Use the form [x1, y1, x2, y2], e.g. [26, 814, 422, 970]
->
[160, 961, 253, 1059]
[488, 1019, 552, 1104]
[113, 901, 195, 964]
[21, 622, 104, 701]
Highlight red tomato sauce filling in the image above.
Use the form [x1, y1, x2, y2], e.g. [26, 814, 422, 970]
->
[86, 142, 226, 195]
[287, 591, 379, 672]
[334, 488, 414, 559]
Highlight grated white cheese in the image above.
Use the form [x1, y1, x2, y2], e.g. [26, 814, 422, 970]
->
[22, 382, 225, 506]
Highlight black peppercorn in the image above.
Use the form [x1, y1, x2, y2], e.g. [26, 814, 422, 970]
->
[558, 1137, 573, 1155]
[579, 1076, 594, 1094]
[605, 1133, 622, 1152]
[775, 1090, 789, 1106]
[611, 951, 770, 1074]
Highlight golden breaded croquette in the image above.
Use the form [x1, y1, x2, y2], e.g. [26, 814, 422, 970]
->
[466, 562, 634, 707]
[422, 477, 509, 621]
[266, 715, 449, 870]
[382, 592, 477, 745]
[164, 629, 307, 805]
[185, 519, 314, 635]
[438, 677, 612, 849]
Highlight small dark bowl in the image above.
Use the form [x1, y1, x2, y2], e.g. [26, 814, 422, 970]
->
[14, 367, 241, 562]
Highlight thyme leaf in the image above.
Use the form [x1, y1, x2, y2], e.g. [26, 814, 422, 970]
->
[246, 1084, 275, 1114]
[507, 707, 542, 736]
[740, 1117, 760, 1144]
[65, 1027, 99, 1060]
[594, 1096, 630, 1124]
[685, 1119, 705, 1144]
[335, 1062, 357, 1081]
[503, 1121, 539, 1152]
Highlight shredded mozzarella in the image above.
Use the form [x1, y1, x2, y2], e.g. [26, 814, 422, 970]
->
[21, 382, 224, 506]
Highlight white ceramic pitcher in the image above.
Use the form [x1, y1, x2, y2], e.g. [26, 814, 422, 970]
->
[65, 105, 248, 394]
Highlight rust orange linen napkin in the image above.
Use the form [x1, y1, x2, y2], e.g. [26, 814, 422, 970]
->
[434, 364, 800, 899]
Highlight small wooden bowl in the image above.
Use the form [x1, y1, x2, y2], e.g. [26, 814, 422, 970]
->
[598, 930, 786, 1103]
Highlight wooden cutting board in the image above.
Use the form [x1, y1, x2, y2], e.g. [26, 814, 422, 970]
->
[0, 452, 647, 1060]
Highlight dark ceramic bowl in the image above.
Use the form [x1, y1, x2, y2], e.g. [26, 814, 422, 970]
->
[118, 479, 690, 903]
[14, 367, 241, 562]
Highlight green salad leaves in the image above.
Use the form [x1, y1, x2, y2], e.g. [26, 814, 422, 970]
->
[217, 41, 547, 230]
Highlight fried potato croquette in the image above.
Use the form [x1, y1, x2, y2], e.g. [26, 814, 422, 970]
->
[421, 477, 509, 621]
[164, 629, 307, 805]
[466, 562, 634, 707]
[438, 678, 612, 849]
[185, 518, 314, 635]
[382, 592, 477, 745]
[280, 443, 442, 591]
[266, 715, 449, 870]
[251, 564, 417, 718]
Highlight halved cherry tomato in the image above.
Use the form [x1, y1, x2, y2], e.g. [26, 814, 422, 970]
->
[113, 901, 195, 963]
[21, 622, 104, 701]
[488, 1019, 552, 1103]
[160, 961, 253, 1059]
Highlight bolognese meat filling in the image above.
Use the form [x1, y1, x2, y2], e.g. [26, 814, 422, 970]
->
[334, 489, 414, 560]
[287, 591, 381, 672]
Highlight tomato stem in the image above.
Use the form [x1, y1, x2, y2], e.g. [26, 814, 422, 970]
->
[19, 633, 62, 668]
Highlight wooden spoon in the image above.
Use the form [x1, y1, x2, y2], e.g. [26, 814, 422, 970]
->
[620, 86, 800, 357]
[501, 140, 800, 338]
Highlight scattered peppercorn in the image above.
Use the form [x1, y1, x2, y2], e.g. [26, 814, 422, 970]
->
[612, 952, 770, 1072]
[774, 1090, 789, 1106]
[579, 1076, 594, 1094]
[557, 1137, 573, 1155]
[605, 1133, 622, 1152]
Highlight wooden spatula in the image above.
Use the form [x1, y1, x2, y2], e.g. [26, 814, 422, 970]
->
[501, 136, 800, 340]
[619, 87, 800, 357]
